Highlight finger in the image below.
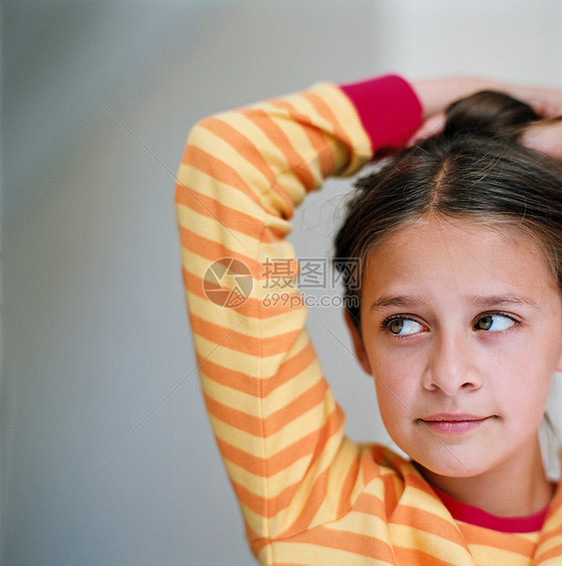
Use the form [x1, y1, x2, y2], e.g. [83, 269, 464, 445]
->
[407, 112, 446, 146]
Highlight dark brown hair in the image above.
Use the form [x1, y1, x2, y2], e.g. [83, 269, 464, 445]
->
[334, 91, 562, 329]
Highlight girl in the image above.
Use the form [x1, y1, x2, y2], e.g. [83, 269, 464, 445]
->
[176, 74, 562, 564]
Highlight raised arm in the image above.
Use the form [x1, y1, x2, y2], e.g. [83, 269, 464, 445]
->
[176, 75, 421, 553]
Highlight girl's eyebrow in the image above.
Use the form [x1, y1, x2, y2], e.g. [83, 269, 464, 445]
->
[467, 295, 539, 309]
[369, 296, 426, 312]
[369, 294, 539, 313]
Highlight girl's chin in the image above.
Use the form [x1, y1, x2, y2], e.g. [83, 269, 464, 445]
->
[409, 451, 493, 480]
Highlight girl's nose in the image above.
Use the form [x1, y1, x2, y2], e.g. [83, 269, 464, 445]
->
[422, 333, 482, 395]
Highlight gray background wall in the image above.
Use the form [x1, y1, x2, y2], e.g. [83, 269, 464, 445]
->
[2, 1, 561, 565]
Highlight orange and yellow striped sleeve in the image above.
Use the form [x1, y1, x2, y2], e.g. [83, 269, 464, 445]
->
[175, 76, 423, 559]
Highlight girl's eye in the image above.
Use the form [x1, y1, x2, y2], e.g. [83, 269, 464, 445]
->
[386, 318, 425, 336]
[474, 314, 516, 332]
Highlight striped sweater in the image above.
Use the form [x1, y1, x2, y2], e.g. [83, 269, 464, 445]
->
[176, 75, 562, 565]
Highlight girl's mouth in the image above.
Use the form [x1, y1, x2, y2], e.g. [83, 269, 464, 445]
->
[418, 414, 493, 434]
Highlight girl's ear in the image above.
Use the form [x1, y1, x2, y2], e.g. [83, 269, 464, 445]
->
[344, 310, 372, 374]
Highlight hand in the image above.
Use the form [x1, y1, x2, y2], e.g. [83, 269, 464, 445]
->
[408, 77, 509, 146]
[408, 77, 562, 147]
[411, 77, 506, 119]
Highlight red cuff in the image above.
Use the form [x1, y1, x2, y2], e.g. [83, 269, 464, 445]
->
[340, 75, 423, 154]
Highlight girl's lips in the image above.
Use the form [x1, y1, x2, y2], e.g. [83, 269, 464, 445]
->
[418, 414, 492, 434]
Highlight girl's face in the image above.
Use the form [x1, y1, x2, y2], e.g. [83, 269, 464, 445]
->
[349, 215, 562, 480]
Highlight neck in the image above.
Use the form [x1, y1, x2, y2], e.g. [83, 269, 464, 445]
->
[417, 438, 554, 517]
